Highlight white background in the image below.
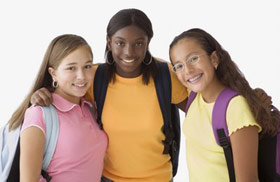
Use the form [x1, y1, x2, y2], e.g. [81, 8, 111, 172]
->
[0, 0, 279, 181]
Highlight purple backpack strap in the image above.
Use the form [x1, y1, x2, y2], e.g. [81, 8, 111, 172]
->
[185, 91, 197, 113]
[212, 88, 239, 145]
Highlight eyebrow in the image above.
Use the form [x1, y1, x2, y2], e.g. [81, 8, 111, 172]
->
[65, 60, 92, 66]
[173, 52, 200, 65]
[114, 36, 146, 41]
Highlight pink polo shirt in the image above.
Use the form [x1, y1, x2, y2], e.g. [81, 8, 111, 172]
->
[21, 93, 108, 182]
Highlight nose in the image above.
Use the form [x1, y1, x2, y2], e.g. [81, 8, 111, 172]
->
[124, 44, 134, 57]
[76, 68, 86, 79]
[184, 64, 195, 74]
[182, 64, 194, 80]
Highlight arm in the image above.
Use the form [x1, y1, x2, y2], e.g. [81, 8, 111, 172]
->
[30, 87, 52, 106]
[230, 126, 259, 182]
[20, 127, 45, 182]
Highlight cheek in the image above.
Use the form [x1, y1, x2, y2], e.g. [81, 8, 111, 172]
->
[86, 71, 94, 80]
[204, 65, 216, 78]
[177, 73, 186, 84]
[56, 72, 72, 82]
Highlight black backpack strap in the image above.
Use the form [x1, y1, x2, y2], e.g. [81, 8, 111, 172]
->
[217, 129, 236, 182]
[93, 63, 109, 130]
[154, 61, 172, 154]
[7, 140, 20, 182]
[154, 61, 180, 176]
[41, 170, 52, 182]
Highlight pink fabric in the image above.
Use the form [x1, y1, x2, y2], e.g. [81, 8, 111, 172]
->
[21, 93, 107, 182]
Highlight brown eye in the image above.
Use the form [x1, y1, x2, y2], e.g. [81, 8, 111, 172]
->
[116, 41, 124, 46]
[187, 56, 199, 65]
[135, 42, 143, 47]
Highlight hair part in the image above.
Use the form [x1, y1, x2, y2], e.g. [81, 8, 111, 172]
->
[105, 8, 157, 85]
[9, 34, 92, 130]
[170, 28, 279, 136]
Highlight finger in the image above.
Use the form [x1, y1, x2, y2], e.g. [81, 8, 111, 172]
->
[41, 88, 53, 104]
[41, 88, 52, 98]
[32, 96, 44, 106]
[30, 91, 43, 105]
[37, 92, 52, 106]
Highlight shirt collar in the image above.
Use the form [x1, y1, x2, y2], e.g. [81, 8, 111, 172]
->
[52, 93, 92, 112]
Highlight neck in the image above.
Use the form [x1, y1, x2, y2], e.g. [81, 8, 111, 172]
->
[54, 89, 81, 105]
[201, 77, 225, 103]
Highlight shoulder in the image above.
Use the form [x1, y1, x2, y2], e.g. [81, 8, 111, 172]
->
[22, 105, 46, 133]
[227, 95, 250, 112]
[226, 95, 262, 134]
[25, 105, 44, 118]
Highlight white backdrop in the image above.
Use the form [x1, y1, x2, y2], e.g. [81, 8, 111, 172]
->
[0, 0, 279, 181]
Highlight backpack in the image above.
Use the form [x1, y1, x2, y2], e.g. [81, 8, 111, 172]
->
[93, 61, 181, 177]
[185, 87, 280, 182]
[0, 105, 59, 182]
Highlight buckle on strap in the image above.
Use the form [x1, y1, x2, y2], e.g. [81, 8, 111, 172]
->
[217, 129, 230, 148]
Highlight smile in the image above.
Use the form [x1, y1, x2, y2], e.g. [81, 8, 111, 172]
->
[73, 83, 87, 87]
[188, 74, 202, 83]
[122, 59, 135, 63]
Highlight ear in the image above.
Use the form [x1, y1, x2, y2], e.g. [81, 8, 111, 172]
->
[48, 67, 57, 81]
[106, 36, 112, 50]
[210, 51, 219, 68]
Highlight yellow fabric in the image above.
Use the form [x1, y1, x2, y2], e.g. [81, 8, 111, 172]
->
[89, 63, 187, 181]
[183, 93, 261, 182]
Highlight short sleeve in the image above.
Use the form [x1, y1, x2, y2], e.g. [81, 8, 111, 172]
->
[226, 96, 262, 136]
[168, 64, 189, 104]
[21, 105, 46, 136]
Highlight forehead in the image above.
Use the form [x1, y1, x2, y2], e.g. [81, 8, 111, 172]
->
[170, 38, 203, 63]
[111, 25, 148, 40]
[174, 38, 202, 52]
[59, 46, 92, 65]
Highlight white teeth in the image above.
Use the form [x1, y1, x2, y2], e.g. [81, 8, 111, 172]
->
[122, 59, 135, 63]
[74, 83, 86, 87]
[188, 74, 202, 83]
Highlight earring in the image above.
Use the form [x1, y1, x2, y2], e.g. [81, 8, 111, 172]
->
[215, 64, 218, 70]
[143, 54, 153, 65]
[105, 51, 114, 65]
[52, 80, 58, 88]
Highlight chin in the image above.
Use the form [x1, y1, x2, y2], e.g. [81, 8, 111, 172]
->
[188, 85, 204, 93]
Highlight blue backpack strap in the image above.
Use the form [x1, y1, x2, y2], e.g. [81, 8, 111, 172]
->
[212, 87, 238, 182]
[1, 124, 21, 182]
[41, 104, 59, 182]
[184, 91, 197, 113]
[93, 63, 108, 130]
[154, 61, 180, 176]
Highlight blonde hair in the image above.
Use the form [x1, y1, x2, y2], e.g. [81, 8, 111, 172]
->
[8, 34, 92, 130]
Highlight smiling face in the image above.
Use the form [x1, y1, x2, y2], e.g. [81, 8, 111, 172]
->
[170, 38, 220, 95]
[48, 46, 93, 104]
[107, 25, 149, 78]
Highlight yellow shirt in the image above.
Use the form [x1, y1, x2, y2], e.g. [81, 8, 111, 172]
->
[87, 63, 188, 181]
[183, 93, 261, 182]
